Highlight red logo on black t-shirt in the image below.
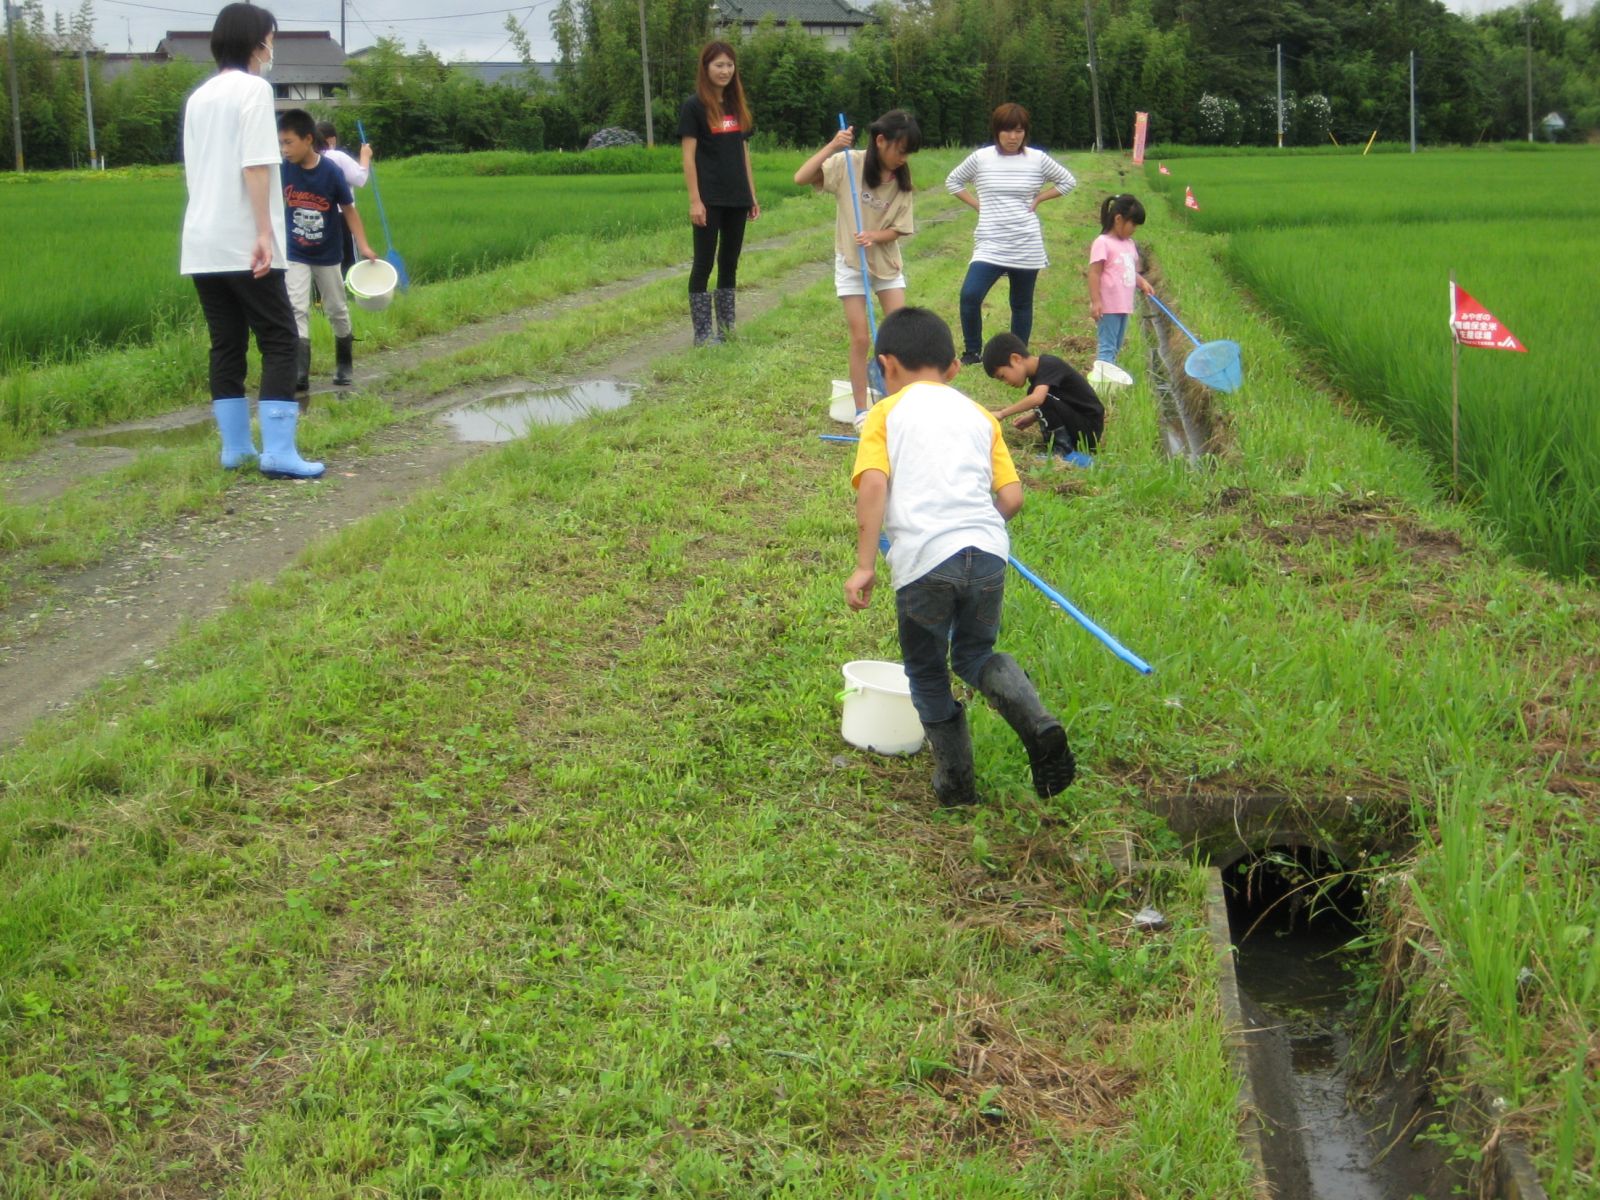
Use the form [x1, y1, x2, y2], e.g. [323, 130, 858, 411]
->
[716, 115, 742, 133]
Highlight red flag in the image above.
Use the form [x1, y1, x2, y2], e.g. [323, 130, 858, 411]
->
[1184, 186, 1199, 210]
[1158, 163, 1171, 175]
[1450, 281, 1527, 352]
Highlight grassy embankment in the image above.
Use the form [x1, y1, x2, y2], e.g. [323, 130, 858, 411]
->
[2, 159, 1258, 1197]
[1, 151, 1595, 1193]
[1148, 149, 1599, 1191]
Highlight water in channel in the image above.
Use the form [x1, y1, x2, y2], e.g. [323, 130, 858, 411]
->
[1226, 851, 1446, 1200]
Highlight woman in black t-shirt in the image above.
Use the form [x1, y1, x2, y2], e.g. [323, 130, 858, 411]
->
[678, 42, 759, 346]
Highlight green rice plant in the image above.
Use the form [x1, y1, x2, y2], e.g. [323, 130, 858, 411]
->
[1144, 148, 1600, 232]
[0, 159, 807, 369]
[1222, 217, 1600, 573]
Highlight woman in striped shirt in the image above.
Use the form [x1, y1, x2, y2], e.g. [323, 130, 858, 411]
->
[945, 104, 1077, 365]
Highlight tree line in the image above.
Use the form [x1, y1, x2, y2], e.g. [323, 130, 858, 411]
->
[4, 0, 1597, 169]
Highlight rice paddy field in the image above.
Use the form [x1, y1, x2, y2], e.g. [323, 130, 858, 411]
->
[1146, 148, 1600, 576]
[0, 154, 806, 370]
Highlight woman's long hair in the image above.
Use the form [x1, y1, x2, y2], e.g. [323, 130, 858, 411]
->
[696, 42, 752, 132]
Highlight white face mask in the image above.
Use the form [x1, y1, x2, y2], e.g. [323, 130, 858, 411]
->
[258, 50, 274, 74]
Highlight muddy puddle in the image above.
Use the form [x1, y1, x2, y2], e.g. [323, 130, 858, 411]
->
[441, 381, 636, 442]
[75, 422, 214, 451]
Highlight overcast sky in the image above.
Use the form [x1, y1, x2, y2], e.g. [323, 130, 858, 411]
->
[72, 0, 1587, 63]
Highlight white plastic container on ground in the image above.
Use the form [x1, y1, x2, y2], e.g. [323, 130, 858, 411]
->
[839, 660, 925, 756]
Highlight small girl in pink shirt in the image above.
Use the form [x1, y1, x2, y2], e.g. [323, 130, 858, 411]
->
[1088, 194, 1152, 371]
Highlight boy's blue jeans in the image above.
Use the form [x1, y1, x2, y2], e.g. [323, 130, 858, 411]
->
[1096, 313, 1129, 363]
[895, 548, 1007, 725]
[959, 262, 1039, 355]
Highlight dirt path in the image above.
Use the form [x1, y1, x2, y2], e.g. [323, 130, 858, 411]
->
[0, 242, 833, 748]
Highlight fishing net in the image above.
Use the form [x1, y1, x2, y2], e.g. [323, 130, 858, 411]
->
[1183, 340, 1243, 393]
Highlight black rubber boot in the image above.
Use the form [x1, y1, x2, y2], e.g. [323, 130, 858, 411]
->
[295, 338, 311, 394]
[713, 287, 736, 339]
[689, 291, 718, 346]
[333, 335, 354, 387]
[922, 704, 978, 807]
[976, 653, 1075, 797]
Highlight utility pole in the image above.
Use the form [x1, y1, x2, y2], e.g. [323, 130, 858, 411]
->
[1523, 5, 1536, 143]
[340, 0, 346, 54]
[81, 42, 97, 169]
[1409, 50, 1416, 153]
[5, 2, 23, 171]
[637, 0, 653, 146]
[1275, 43, 1283, 148]
[1084, 0, 1103, 152]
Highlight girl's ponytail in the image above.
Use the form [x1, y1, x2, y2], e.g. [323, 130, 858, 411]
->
[862, 109, 923, 192]
[1100, 193, 1147, 233]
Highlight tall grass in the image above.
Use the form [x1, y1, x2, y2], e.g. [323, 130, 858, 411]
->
[1410, 781, 1600, 1193]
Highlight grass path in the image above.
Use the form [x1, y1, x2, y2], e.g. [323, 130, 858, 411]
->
[1, 154, 1595, 1195]
[1, 161, 1251, 1197]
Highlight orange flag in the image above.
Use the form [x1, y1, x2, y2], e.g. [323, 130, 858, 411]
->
[1450, 281, 1527, 352]
[1184, 187, 1199, 210]
[1158, 163, 1171, 175]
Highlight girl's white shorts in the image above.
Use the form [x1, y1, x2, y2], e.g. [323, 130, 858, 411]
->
[834, 253, 906, 298]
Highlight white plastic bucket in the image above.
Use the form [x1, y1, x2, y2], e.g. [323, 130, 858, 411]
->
[839, 660, 925, 756]
[346, 259, 399, 312]
[1087, 359, 1134, 387]
[829, 379, 882, 426]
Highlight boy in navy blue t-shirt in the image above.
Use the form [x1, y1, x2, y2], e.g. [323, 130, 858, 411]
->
[277, 108, 376, 400]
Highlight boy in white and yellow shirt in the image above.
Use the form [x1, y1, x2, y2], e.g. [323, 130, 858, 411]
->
[844, 307, 1076, 806]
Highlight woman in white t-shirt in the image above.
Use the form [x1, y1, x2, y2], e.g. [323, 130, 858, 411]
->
[944, 103, 1076, 365]
[181, 3, 323, 479]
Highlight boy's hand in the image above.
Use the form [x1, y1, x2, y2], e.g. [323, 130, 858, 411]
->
[1013, 412, 1039, 430]
[1090, 299, 1103, 320]
[1137, 277, 1154, 296]
[844, 566, 876, 610]
[357, 241, 378, 262]
[854, 229, 888, 247]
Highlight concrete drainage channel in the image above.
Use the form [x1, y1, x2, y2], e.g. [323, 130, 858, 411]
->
[1135, 276, 1548, 1197]
[1186, 802, 1551, 1199]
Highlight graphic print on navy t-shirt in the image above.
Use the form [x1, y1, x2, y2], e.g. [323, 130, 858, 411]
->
[281, 155, 354, 266]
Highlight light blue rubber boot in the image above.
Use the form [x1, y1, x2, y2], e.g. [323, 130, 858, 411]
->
[212, 397, 258, 469]
[257, 399, 325, 479]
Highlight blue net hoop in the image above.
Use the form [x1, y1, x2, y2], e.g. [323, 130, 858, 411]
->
[1183, 340, 1243, 392]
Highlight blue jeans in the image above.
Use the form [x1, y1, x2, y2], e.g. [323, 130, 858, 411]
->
[895, 548, 1007, 725]
[1096, 313, 1129, 363]
[959, 262, 1039, 356]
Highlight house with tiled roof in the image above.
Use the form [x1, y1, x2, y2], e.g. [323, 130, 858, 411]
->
[156, 30, 350, 108]
[712, 0, 875, 49]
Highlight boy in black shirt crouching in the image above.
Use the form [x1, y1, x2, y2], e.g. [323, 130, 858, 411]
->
[980, 332, 1104, 458]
